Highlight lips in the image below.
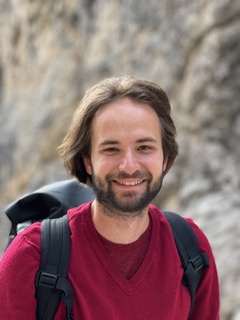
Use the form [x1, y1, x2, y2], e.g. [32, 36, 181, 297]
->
[107, 172, 150, 187]
[116, 180, 144, 186]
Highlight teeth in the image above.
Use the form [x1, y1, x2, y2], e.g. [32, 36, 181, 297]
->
[118, 181, 142, 186]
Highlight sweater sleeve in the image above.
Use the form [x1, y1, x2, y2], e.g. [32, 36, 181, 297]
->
[0, 224, 41, 319]
[186, 218, 220, 320]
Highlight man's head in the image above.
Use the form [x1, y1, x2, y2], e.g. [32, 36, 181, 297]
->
[58, 75, 178, 186]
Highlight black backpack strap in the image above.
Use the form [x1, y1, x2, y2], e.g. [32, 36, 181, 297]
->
[35, 215, 74, 320]
[163, 211, 209, 317]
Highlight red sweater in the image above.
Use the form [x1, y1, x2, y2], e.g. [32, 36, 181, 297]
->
[0, 203, 219, 319]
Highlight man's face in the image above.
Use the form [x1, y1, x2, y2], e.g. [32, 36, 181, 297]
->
[83, 99, 168, 217]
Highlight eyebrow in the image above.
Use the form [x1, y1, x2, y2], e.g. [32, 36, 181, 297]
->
[136, 137, 158, 144]
[99, 137, 158, 147]
[99, 140, 120, 147]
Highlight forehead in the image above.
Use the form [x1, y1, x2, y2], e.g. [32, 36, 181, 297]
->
[91, 99, 162, 142]
[95, 98, 159, 121]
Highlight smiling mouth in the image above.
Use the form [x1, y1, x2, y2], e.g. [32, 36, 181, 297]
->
[114, 180, 144, 186]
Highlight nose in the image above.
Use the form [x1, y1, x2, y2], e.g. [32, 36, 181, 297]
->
[118, 149, 141, 174]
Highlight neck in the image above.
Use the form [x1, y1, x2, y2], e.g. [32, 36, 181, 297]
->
[90, 200, 150, 244]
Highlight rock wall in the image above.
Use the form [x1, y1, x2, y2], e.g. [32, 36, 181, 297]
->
[0, 0, 239, 318]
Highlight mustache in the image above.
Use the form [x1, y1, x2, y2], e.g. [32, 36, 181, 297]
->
[106, 171, 152, 181]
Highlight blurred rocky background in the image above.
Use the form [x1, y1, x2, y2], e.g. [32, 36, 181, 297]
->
[0, 0, 239, 318]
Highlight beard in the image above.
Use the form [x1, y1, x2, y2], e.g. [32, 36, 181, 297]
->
[90, 170, 164, 218]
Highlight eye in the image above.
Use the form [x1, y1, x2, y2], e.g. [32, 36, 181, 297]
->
[103, 147, 120, 154]
[138, 145, 153, 152]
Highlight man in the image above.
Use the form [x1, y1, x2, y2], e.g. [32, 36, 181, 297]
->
[0, 76, 219, 319]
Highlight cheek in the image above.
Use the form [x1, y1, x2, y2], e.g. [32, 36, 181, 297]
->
[148, 156, 166, 176]
[95, 159, 111, 174]
[153, 164, 165, 177]
[84, 155, 110, 177]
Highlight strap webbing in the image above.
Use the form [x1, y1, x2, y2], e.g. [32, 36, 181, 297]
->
[35, 215, 74, 320]
[163, 211, 209, 316]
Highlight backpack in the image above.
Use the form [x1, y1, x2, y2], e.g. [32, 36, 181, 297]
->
[4, 179, 95, 248]
[4, 179, 209, 319]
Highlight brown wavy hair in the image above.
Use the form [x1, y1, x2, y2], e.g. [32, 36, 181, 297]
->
[58, 76, 178, 184]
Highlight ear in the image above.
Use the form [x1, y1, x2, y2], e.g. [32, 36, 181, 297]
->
[83, 155, 92, 175]
[163, 156, 168, 172]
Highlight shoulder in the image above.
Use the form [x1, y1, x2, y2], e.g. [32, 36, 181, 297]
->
[67, 202, 92, 224]
[67, 202, 93, 237]
[149, 205, 213, 254]
[183, 217, 213, 256]
[0, 223, 43, 318]
[9, 222, 41, 252]
[1, 222, 41, 263]
[145, 205, 219, 316]
[0, 222, 42, 289]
